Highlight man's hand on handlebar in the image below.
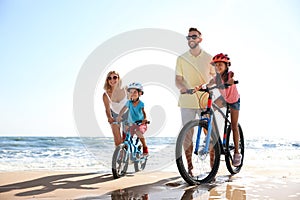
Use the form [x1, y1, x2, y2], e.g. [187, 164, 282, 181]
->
[180, 87, 188, 94]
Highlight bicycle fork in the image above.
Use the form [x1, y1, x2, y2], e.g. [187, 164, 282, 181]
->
[194, 92, 214, 155]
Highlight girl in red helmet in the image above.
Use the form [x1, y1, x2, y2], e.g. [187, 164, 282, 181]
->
[195, 53, 242, 167]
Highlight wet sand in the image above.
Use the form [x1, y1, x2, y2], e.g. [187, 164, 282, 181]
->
[0, 161, 299, 200]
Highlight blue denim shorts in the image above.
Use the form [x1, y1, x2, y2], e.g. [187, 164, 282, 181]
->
[228, 98, 240, 110]
[111, 110, 128, 121]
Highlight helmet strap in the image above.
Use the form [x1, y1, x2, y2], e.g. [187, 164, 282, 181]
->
[130, 97, 139, 103]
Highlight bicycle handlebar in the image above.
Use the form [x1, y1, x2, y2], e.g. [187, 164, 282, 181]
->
[183, 81, 239, 94]
[134, 120, 150, 126]
[112, 120, 150, 125]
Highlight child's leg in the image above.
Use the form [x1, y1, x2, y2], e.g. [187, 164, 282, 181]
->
[136, 124, 148, 154]
[139, 137, 147, 148]
[136, 130, 147, 148]
[230, 108, 240, 153]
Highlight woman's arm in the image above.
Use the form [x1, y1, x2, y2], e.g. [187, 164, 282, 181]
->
[117, 105, 128, 122]
[103, 93, 114, 124]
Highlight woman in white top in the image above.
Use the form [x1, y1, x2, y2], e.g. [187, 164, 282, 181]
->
[103, 71, 128, 146]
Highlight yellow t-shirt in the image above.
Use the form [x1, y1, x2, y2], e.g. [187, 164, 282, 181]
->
[176, 50, 216, 109]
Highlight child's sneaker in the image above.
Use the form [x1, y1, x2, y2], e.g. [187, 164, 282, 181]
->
[143, 146, 149, 156]
[232, 153, 242, 167]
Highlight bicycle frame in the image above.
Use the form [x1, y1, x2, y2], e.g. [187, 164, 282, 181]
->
[123, 123, 146, 163]
[122, 123, 146, 163]
[112, 120, 150, 179]
[176, 81, 243, 185]
[213, 104, 231, 146]
[194, 90, 232, 156]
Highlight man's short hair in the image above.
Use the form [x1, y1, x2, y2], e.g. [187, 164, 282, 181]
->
[189, 27, 202, 36]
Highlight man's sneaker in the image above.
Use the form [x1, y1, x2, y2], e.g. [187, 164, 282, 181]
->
[232, 153, 242, 167]
[143, 146, 149, 156]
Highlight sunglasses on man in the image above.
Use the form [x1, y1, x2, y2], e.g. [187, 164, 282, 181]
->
[186, 35, 200, 40]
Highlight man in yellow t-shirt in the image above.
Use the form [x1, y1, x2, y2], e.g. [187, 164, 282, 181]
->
[176, 27, 215, 123]
[175, 27, 215, 175]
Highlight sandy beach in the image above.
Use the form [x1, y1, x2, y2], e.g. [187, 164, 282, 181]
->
[1, 160, 299, 200]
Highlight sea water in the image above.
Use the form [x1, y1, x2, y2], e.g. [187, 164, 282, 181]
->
[0, 136, 299, 172]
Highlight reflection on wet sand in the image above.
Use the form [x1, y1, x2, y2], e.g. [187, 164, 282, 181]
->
[180, 185, 213, 199]
[208, 184, 246, 200]
[108, 182, 246, 200]
[180, 182, 246, 200]
[104, 174, 243, 200]
[99, 171, 299, 200]
[225, 184, 246, 200]
[111, 189, 149, 200]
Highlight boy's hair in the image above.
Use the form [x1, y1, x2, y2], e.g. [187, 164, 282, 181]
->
[189, 27, 202, 36]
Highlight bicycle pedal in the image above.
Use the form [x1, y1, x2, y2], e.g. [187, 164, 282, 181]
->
[142, 154, 149, 158]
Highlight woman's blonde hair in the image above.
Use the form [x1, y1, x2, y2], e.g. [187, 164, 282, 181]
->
[103, 71, 122, 92]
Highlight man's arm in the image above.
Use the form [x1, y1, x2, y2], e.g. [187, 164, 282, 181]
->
[176, 75, 187, 94]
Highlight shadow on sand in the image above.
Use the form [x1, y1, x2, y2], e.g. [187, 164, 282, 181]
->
[76, 174, 246, 200]
[0, 172, 112, 197]
[0, 172, 246, 199]
[75, 175, 220, 200]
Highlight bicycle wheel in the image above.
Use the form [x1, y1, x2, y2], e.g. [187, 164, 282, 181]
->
[134, 156, 147, 172]
[112, 144, 129, 179]
[176, 119, 221, 185]
[225, 124, 244, 174]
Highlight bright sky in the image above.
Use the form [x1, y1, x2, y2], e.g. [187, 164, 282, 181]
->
[1, 0, 299, 139]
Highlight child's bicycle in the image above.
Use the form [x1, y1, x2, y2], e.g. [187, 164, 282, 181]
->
[112, 120, 150, 179]
[175, 81, 244, 185]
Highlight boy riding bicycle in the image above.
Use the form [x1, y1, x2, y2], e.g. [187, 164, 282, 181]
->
[117, 82, 149, 156]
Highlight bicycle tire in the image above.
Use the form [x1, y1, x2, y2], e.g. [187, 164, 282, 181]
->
[176, 119, 221, 185]
[225, 124, 244, 174]
[112, 144, 129, 179]
[134, 156, 147, 172]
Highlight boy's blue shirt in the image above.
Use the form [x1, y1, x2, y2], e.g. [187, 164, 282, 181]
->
[126, 100, 144, 123]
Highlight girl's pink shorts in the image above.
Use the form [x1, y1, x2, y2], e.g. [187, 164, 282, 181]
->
[130, 124, 147, 134]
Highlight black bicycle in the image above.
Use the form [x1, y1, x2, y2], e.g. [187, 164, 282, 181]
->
[176, 82, 244, 185]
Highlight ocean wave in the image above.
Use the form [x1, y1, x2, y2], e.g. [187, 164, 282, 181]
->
[0, 136, 299, 171]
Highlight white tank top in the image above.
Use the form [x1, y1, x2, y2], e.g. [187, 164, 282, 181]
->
[105, 89, 127, 114]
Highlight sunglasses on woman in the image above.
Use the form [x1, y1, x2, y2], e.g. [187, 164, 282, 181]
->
[107, 75, 118, 80]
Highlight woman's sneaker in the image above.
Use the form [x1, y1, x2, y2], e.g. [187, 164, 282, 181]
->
[232, 153, 242, 167]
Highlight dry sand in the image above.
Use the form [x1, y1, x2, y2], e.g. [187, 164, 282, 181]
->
[1, 161, 299, 200]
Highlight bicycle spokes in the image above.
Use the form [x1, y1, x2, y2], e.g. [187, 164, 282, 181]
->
[225, 124, 244, 174]
[176, 120, 221, 185]
[112, 144, 129, 179]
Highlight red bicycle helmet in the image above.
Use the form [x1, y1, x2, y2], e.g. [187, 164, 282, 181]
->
[211, 53, 231, 66]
